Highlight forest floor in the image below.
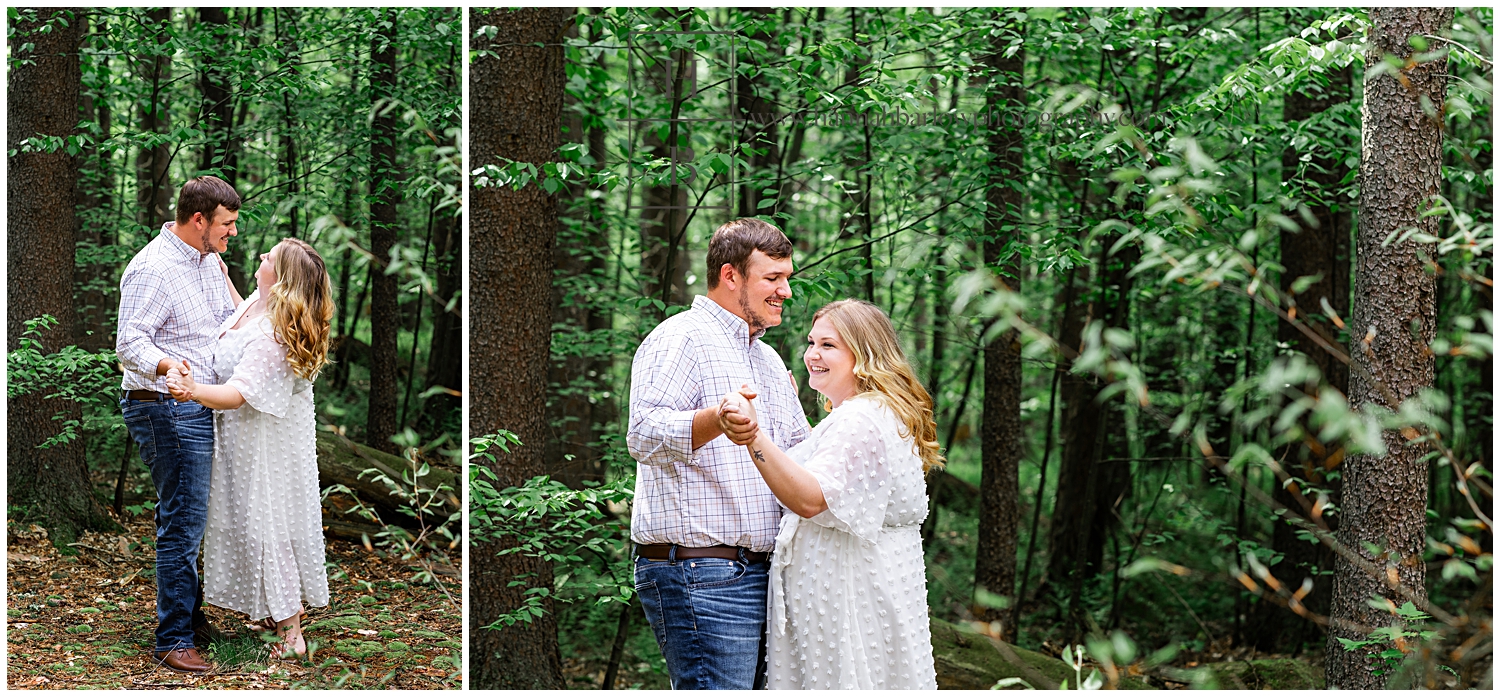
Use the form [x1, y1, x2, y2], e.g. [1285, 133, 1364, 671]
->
[6, 515, 461, 690]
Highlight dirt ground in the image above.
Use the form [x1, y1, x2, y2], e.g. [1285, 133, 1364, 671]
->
[6, 515, 461, 690]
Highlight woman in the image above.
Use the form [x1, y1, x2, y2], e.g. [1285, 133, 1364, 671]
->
[165, 237, 334, 659]
[718, 299, 943, 689]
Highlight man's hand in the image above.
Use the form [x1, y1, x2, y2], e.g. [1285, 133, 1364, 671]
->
[718, 383, 761, 446]
[165, 360, 197, 402]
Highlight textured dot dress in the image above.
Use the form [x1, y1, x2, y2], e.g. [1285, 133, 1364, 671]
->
[767, 394, 937, 689]
[204, 314, 329, 622]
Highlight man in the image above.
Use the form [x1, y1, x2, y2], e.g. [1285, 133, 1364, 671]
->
[117, 175, 243, 674]
[627, 218, 810, 689]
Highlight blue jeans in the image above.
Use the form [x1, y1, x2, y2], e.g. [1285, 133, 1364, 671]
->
[634, 550, 769, 690]
[121, 397, 213, 653]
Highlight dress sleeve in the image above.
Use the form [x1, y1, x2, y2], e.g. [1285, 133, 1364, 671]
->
[795, 401, 891, 543]
[225, 328, 296, 418]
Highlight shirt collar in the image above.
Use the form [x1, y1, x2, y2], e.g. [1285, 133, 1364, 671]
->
[160, 221, 210, 260]
[693, 295, 766, 344]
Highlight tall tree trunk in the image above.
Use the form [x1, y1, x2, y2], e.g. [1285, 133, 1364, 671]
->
[275, 7, 302, 237]
[365, 10, 400, 453]
[975, 16, 1024, 634]
[8, 7, 115, 547]
[546, 20, 611, 488]
[1046, 265, 1101, 593]
[419, 39, 463, 437]
[639, 22, 692, 316]
[75, 13, 113, 350]
[136, 7, 172, 226]
[735, 8, 780, 219]
[1325, 7, 1452, 689]
[1255, 40, 1353, 654]
[420, 207, 462, 434]
[469, 7, 571, 690]
[197, 7, 238, 180]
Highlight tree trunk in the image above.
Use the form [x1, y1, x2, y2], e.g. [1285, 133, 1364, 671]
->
[735, 8, 780, 219]
[1325, 7, 1452, 689]
[975, 17, 1024, 633]
[75, 13, 113, 351]
[639, 24, 692, 316]
[275, 7, 302, 237]
[420, 208, 462, 435]
[136, 7, 172, 226]
[8, 7, 116, 547]
[546, 21, 612, 488]
[1255, 40, 1353, 654]
[197, 7, 239, 182]
[468, 7, 571, 690]
[365, 10, 400, 454]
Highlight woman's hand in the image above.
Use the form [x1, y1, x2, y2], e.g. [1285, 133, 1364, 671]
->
[165, 361, 197, 402]
[718, 384, 761, 445]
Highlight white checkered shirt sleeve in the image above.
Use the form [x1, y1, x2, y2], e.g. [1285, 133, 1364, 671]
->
[627, 330, 703, 467]
[116, 264, 174, 384]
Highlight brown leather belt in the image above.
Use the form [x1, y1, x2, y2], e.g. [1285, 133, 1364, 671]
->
[123, 390, 168, 401]
[635, 544, 769, 564]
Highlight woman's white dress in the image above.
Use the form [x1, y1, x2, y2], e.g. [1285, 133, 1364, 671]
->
[767, 395, 938, 689]
[203, 304, 328, 622]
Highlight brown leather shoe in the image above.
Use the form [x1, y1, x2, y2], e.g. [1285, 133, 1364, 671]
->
[193, 620, 225, 646]
[153, 647, 212, 674]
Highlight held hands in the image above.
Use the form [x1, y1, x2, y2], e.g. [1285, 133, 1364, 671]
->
[165, 360, 197, 402]
[717, 383, 761, 446]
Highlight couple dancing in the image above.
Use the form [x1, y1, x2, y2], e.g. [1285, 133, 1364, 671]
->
[117, 176, 335, 673]
[628, 219, 941, 689]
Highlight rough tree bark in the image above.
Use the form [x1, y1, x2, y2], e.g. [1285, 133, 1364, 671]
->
[8, 7, 116, 547]
[366, 9, 401, 454]
[468, 7, 571, 690]
[1325, 7, 1452, 689]
[1255, 39, 1353, 653]
[975, 17, 1024, 633]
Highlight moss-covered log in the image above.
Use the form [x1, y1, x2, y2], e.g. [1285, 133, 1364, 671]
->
[316, 430, 458, 535]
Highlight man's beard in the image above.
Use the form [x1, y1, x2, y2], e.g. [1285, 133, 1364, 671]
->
[738, 285, 769, 334]
[201, 229, 214, 253]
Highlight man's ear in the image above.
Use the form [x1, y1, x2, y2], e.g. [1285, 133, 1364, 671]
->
[719, 263, 738, 291]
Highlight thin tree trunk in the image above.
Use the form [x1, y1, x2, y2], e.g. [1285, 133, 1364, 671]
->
[469, 7, 571, 689]
[975, 13, 1025, 634]
[365, 9, 401, 453]
[1255, 25, 1353, 652]
[1325, 7, 1452, 689]
[136, 7, 172, 226]
[8, 7, 116, 547]
[275, 7, 302, 237]
[736, 8, 779, 219]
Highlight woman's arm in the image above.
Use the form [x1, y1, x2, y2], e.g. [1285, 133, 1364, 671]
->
[746, 430, 828, 518]
[166, 363, 246, 410]
[721, 392, 827, 518]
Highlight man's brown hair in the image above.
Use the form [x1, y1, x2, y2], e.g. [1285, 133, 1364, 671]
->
[174, 175, 241, 225]
[706, 218, 793, 289]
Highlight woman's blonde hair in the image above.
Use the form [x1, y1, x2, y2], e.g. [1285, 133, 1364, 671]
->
[267, 238, 334, 381]
[812, 299, 945, 472]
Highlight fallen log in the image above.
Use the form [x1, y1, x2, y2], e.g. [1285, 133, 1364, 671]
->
[315, 430, 459, 532]
[930, 619, 1152, 690]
